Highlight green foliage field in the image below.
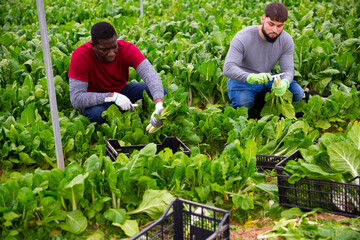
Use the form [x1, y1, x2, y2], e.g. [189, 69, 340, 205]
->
[1, 0, 360, 239]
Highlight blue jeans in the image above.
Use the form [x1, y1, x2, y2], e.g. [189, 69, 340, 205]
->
[81, 82, 168, 123]
[227, 79, 304, 109]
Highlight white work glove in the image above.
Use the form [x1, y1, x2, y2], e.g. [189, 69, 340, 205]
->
[150, 102, 164, 128]
[104, 93, 133, 111]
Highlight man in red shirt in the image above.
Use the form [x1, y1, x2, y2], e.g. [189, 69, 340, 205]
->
[68, 21, 166, 129]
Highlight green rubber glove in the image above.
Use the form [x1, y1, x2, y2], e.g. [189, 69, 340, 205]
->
[247, 73, 271, 84]
[272, 79, 290, 96]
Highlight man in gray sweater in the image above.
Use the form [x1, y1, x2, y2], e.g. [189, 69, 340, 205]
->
[68, 22, 167, 129]
[223, 2, 303, 111]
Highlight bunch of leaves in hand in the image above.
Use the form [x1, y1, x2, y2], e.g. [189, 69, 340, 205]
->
[146, 88, 189, 134]
[260, 76, 296, 119]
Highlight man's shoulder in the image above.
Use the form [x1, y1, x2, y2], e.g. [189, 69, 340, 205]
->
[236, 25, 258, 36]
[73, 42, 92, 55]
[281, 30, 292, 39]
[231, 26, 259, 45]
[233, 26, 259, 40]
[279, 30, 294, 44]
[117, 39, 136, 48]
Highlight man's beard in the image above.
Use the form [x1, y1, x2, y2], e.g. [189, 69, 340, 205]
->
[261, 25, 281, 43]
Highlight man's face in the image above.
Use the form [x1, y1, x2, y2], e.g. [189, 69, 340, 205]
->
[261, 16, 285, 43]
[91, 35, 118, 63]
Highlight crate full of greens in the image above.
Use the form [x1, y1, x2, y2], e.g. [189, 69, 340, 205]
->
[275, 122, 360, 217]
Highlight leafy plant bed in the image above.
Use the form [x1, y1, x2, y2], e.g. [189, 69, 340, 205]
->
[275, 150, 360, 217]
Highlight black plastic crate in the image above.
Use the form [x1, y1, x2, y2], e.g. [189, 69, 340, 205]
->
[130, 198, 230, 240]
[106, 136, 191, 161]
[275, 150, 360, 217]
[256, 154, 287, 171]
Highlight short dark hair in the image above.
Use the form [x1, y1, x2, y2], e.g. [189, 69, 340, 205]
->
[91, 22, 117, 45]
[265, 2, 288, 22]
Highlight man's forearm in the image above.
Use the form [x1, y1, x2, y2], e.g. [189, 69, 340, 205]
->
[223, 41, 250, 82]
[223, 61, 250, 82]
[279, 42, 295, 83]
[69, 78, 109, 109]
[136, 59, 164, 100]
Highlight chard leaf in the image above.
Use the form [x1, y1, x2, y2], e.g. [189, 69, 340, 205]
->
[13, 187, 37, 224]
[244, 139, 257, 164]
[323, 99, 339, 117]
[288, 174, 303, 184]
[338, 38, 360, 53]
[287, 121, 305, 134]
[315, 119, 331, 129]
[173, 162, 185, 182]
[341, 52, 355, 70]
[299, 163, 342, 182]
[195, 185, 211, 202]
[319, 133, 343, 148]
[127, 189, 174, 219]
[328, 142, 360, 179]
[256, 183, 278, 200]
[294, 34, 310, 70]
[127, 143, 157, 181]
[281, 208, 304, 219]
[18, 152, 36, 165]
[232, 193, 254, 210]
[39, 196, 64, 224]
[20, 103, 36, 125]
[60, 210, 87, 234]
[61, 173, 88, 211]
[280, 100, 295, 119]
[113, 219, 139, 237]
[198, 60, 216, 80]
[312, 76, 332, 94]
[48, 168, 64, 192]
[3, 211, 21, 224]
[275, 119, 285, 143]
[104, 208, 128, 225]
[347, 123, 360, 150]
[0, 185, 12, 213]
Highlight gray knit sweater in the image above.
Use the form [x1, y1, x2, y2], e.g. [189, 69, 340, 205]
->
[223, 25, 295, 83]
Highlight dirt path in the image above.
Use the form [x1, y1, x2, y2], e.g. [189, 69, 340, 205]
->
[229, 213, 349, 239]
[230, 225, 273, 239]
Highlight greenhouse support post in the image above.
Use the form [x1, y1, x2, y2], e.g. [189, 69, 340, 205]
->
[36, 0, 65, 170]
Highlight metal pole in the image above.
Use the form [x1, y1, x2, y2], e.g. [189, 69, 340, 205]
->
[140, 0, 143, 17]
[36, 0, 65, 170]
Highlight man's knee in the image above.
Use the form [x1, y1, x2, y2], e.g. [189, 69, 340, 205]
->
[82, 109, 105, 123]
[228, 90, 255, 109]
[231, 98, 254, 109]
[291, 88, 304, 102]
[88, 114, 105, 124]
[81, 103, 110, 124]
[289, 82, 305, 102]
